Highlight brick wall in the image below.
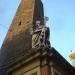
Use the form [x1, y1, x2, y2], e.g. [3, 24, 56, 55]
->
[0, 0, 44, 67]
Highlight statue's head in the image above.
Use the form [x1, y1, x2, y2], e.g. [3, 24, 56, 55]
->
[36, 20, 40, 26]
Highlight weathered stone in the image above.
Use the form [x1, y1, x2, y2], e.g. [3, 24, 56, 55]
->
[0, 0, 44, 66]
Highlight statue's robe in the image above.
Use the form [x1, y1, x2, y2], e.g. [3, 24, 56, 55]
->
[31, 25, 50, 48]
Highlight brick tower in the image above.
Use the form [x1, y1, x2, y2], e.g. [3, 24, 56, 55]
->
[0, 0, 44, 74]
[0, 0, 44, 65]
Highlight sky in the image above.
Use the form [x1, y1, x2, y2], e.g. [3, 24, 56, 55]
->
[0, 0, 75, 62]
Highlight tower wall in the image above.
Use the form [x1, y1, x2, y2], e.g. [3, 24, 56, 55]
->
[0, 0, 44, 66]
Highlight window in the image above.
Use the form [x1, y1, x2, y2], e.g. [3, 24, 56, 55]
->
[18, 21, 21, 26]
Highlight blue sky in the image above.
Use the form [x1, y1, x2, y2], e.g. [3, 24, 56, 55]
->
[0, 0, 75, 62]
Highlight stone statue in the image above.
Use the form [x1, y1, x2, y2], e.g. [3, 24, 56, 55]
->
[30, 18, 50, 49]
